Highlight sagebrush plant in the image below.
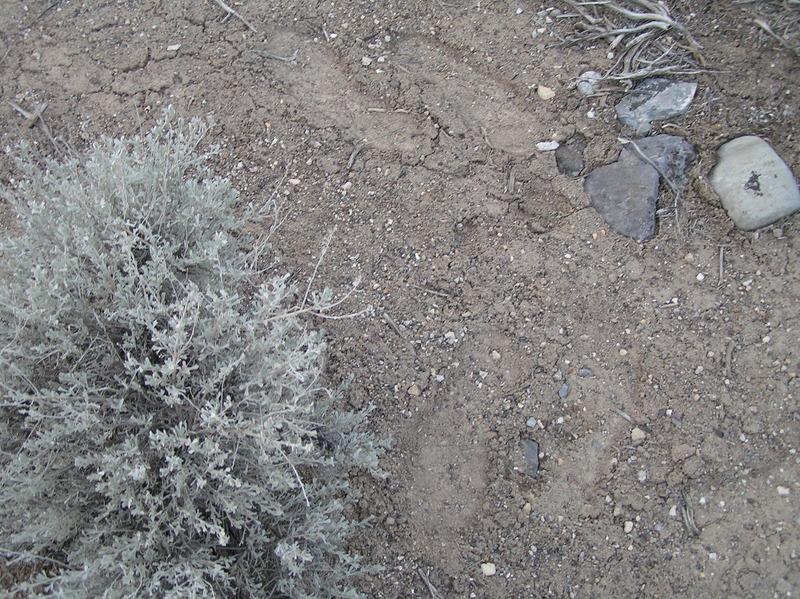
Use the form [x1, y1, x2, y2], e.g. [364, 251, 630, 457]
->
[0, 109, 384, 598]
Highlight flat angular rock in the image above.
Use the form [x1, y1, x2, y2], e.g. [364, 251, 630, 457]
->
[616, 78, 698, 136]
[584, 135, 696, 242]
[632, 134, 697, 188]
[585, 156, 660, 241]
[709, 136, 800, 230]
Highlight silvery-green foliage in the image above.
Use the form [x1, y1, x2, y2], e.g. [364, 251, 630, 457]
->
[0, 109, 384, 598]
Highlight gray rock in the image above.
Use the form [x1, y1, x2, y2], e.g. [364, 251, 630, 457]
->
[632, 134, 697, 189]
[709, 136, 800, 230]
[577, 70, 603, 96]
[555, 133, 586, 177]
[524, 440, 539, 478]
[585, 157, 660, 241]
[584, 135, 696, 241]
[616, 78, 698, 136]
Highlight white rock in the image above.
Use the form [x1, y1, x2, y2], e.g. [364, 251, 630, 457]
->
[710, 136, 800, 230]
[536, 141, 560, 151]
[631, 427, 646, 442]
[361, 56, 373, 66]
[777, 486, 790, 496]
[480, 562, 497, 576]
[577, 70, 602, 96]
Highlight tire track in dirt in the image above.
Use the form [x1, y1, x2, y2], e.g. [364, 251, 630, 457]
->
[392, 35, 547, 157]
[256, 30, 433, 160]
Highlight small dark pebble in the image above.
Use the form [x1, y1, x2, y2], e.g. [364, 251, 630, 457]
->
[577, 367, 595, 378]
[555, 133, 586, 177]
[524, 440, 540, 478]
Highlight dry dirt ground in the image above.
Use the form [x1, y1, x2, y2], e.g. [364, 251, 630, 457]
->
[1, 1, 799, 598]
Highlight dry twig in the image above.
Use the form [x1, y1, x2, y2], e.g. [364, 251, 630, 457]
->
[741, 0, 800, 57]
[7, 101, 68, 156]
[347, 139, 372, 170]
[417, 567, 443, 599]
[213, 0, 258, 33]
[681, 488, 701, 536]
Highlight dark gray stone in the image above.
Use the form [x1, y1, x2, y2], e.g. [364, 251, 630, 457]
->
[555, 134, 586, 177]
[630, 134, 697, 189]
[585, 158, 660, 241]
[524, 440, 539, 478]
[584, 135, 696, 242]
[616, 78, 698, 136]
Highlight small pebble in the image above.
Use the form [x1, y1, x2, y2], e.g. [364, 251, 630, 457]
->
[576, 70, 602, 96]
[624, 521, 634, 533]
[481, 562, 497, 576]
[558, 382, 570, 399]
[536, 140, 560, 151]
[526, 417, 538, 428]
[361, 56, 373, 66]
[777, 486, 790, 496]
[631, 427, 646, 442]
[537, 85, 556, 100]
[407, 384, 421, 396]
[578, 367, 595, 377]
[637, 470, 647, 483]
[490, 350, 501, 361]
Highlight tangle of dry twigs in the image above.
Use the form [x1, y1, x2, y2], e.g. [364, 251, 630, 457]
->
[557, 0, 707, 82]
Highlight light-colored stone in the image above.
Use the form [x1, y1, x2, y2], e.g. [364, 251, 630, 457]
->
[537, 85, 555, 100]
[536, 140, 560, 151]
[631, 427, 646, 442]
[481, 562, 497, 576]
[624, 521, 634, 533]
[710, 136, 800, 230]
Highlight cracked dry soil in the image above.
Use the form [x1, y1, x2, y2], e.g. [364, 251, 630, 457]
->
[0, 1, 798, 598]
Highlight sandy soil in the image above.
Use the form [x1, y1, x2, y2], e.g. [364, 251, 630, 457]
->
[0, 1, 798, 597]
